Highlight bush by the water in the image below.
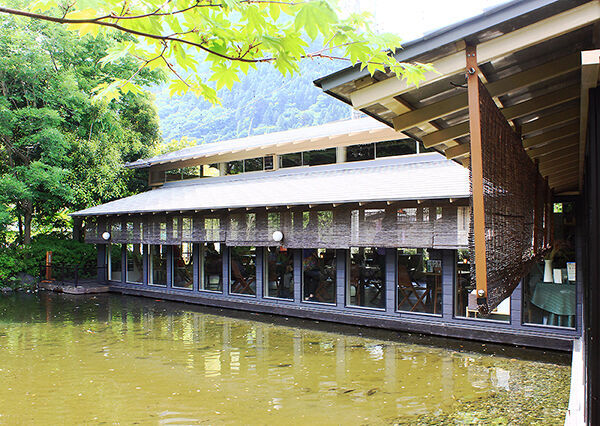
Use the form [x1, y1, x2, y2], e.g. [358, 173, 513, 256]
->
[0, 236, 96, 288]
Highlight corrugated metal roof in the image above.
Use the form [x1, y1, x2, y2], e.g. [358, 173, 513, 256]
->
[73, 153, 470, 216]
[126, 116, 389, 169]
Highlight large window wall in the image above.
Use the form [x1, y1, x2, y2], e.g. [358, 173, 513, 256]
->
[302, 248, 336, 304]
[108, 244, 122, 282]
[397, 248, 442, 315]
[230, 246, 257, 296]
[125, 244, 143, 284]
[347, 247, 386, 309]
[149, 244, 168, 287]
[201, 243, 223, 292]
[265, 247, 294, 300]
[173, 243, 193, 290]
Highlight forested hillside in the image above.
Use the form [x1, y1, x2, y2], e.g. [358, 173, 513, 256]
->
[154, 59, 353, 143]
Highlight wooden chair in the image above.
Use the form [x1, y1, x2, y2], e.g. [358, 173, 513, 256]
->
[397, 265, 429, 311]
[231, 260, 255, 295]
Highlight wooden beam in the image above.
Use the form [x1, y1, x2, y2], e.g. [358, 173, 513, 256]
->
[539, 153, 579, 172]
[540, 159, 579, 177]
[522, 121, 579, 149]
[527, 135, 579, 159]
[579, 49, 600, 190]
[520, 105, 580, 135]
[422, 84, 580, 148]
[349, 2, 600, 110]
[391, 53, 579, 132]
[445, 143, 470, 160]
[466, 46, 488, 302]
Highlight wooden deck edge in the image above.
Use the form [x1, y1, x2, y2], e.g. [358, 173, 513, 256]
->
[565, 338, 586, 425]
[109, 285, 575, 352]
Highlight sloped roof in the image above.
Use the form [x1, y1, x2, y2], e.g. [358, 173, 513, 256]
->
[73, 153, 470, 216]
[126, 116, 395, 169]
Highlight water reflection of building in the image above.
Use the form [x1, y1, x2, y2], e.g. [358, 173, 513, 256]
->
[72, 0, 589, 362]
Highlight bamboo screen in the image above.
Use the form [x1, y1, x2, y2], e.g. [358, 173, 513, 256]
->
[84, 204, 470, 249]
[470, 79, 550, 312]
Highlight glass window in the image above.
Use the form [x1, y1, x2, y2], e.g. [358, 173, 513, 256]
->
[522, 201, 576, 328]
[173, 243, 193, 290]
[227, 160, 243, 175]
[108, 244, 122, 282]
[125, 244, 143, 284]
[230, 246, 257, 296]
[302, 148, 336, 166]
[244, 157, 264, 172]
[149, 244, 168, 287]
[454, 249, 510, 321]
[347, 143, 375, 162]
[348, 247, 386, 309]
[265, 247, 294, 300]
[201, 243, 223, 292]
[302, 248, 336, 304]
[375, 139, 417, 157]
[397, 248, 442, 315]
[280, 152, 302, 168]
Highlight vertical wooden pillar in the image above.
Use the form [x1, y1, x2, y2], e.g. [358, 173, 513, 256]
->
[466, 45, 488, 302]
[533, 160, 540, 254]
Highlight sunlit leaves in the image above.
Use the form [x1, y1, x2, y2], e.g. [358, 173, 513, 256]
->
[17, 0, 433, 103]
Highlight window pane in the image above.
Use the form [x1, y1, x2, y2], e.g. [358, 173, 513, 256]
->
[244, 157, 264, 172]
[173, 243, 193, 290]
[149, 244, 167, 287]
[348, 247, 386, 309]
[202, 243, 223, 292]
[126, 244, 143, 284]
[346, 143, 375, 162]
[280, 152, 302, 168]
[522, 201, 576, 328]
[397, 248, 442, 314]
[227, 160, 243, 175]
[230, 246, 256, 296]
[454, 249, 510, 321]
[265, 247, 294, 300]
[108, 244, 122, 282]
[302, 248, 336, 304]
[303, 148, 336, 166]
[375, 139, 417, 158]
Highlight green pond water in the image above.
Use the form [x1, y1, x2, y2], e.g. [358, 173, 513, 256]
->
[0, 292, 570, 425]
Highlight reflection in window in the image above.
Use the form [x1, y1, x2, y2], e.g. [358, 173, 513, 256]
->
[227, 160, 243, 175]
[375, 139, 417, 157]
[347, 143, 375, 162]
[348, 247, 385, 309]
[279, 152, 302, 168]
[303, 148, 336, 166]
[523, 201, 576, 328]
[173, 243, 193, 290]
[397, 248, 442, 314]
[230, 246, 256, 296]
[149, 244, 168, 287]
[302, 249, 336, 304]
[108, 244, 122, 282]
[265, 247, 294, 300]
[454, 249, 510, 321]
[202, 243, 223, 292]
[126, 244, 143, 284]
[244, 157, 264, 172]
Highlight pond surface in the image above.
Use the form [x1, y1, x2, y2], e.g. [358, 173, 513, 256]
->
[0, 292, 570, 425]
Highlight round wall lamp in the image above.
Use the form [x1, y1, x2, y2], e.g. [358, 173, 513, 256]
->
[272, 231, 284, 242]
[102, 231, 111, 241]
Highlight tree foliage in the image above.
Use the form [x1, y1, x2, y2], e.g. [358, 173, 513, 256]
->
[0, 15, 164, 245]
[0, 0, 433, 104]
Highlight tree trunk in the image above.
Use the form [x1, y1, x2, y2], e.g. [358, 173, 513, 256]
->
[23, 200, 32, 245]
[17, 214, 23, 243]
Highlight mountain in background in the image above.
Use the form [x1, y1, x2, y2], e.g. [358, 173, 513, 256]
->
[154, 59, 353, 143]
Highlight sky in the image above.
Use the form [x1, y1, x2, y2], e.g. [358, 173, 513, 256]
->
[348, 0, 513, 41]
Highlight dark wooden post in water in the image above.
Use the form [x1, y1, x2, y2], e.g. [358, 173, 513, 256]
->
[466, 45, 488, 307]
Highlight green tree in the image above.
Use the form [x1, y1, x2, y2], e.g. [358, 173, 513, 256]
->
[0, 15, 164, 244]
[0, 0, 432, 104]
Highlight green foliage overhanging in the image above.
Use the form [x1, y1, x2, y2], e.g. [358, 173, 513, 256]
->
[0, 0, 433, 104]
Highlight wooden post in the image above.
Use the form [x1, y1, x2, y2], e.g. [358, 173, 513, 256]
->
[533, 159, 540, 254]
[45, 251, 52, 281]
[466, 46, 488, 302]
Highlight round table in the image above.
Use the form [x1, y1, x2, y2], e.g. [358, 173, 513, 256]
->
[531, 282, 576, 327]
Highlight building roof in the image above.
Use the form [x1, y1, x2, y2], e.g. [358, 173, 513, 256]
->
[314, 0, 597, 194]
[72, 153, 470, 216]
[126, 116, 397, 170]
